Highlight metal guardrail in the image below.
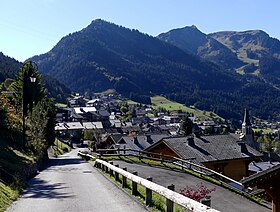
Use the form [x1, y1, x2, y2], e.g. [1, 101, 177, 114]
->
[95, 148, 243, 188]
[94, 158, 220, 212]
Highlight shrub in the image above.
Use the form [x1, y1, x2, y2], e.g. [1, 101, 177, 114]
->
[179, 182, 216, 202]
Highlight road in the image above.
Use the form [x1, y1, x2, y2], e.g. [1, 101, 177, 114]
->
[6, 149, 149, 212]
[113, 160, 271, 212]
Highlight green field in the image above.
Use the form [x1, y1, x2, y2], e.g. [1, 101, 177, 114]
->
[151, 96, 223, 121]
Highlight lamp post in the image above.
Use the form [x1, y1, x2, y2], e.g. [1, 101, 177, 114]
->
[22, 61, 37, 144]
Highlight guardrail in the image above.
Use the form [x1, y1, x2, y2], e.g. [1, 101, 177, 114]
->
[94, 158, 220, 212]
[95, 148, 243, 188]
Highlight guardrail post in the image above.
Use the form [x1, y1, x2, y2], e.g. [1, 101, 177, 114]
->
[122, 167, 127, 188]
[146, 177, 153, 206]
[123, 146, 126, 155]
[105, 165, 109, 173]
[132, 171, 138, 195]
[109, 162, 114, 176]
[166, 184, 175, 212]
[95, 161, 99, 168]
[201, 196, 211, 207]
[115, 165, 119, 181]
[160, 152, 163, 163]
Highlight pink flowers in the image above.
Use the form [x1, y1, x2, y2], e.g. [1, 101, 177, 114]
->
[179, 182, 216, 202]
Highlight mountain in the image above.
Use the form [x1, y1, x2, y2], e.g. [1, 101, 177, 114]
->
[158, 27, 280, 88]
[157, 26, 245, 70]
[0, 52, 21, 82]
[210, 30, 280, 85]
[31, 20, 280, 120]
[0, 52, 71, 103]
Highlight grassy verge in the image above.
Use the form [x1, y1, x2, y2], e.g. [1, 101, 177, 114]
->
[0, 182, 19, 212]
[52, 138, 72, 156]
[0, 133, 35, 212]
[97, 155, 262, 204]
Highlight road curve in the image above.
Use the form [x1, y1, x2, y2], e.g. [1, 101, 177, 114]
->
[6, 149, 149, 212]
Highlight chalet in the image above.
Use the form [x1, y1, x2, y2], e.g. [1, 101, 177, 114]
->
[55, 107, 72, 122]
[55, 121, 103, 139]
[121, 125, 141, 136]
[145, 134, 263, 181]
[242, 164, 280, 212]
[72, 107, 110, 123]
[109, 134, 168, 154]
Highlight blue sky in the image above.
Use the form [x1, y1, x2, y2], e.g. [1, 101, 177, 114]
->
[1, 0, 279, 62]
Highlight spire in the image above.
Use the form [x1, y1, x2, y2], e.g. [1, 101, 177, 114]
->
[242, 108, 251, 126]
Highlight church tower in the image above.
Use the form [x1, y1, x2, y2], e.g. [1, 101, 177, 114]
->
[242, 108, 252, 135]
[240, 109, 259, 150]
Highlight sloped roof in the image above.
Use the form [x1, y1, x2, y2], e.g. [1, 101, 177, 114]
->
[116, 134, 168, 152]
[83, 122, 103, 129]
[55, 122, 84, 130]
[150, 134, 262, 163]
[55, 121, 103, 130]
[241, 164, 280, 186]
[74, 107, 96, 114]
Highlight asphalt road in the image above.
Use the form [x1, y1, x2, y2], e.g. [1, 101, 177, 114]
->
[113, 160, 271, 212]
[6, 149, 149, 212]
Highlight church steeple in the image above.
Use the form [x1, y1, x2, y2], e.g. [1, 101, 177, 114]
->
[240, 108, 259, 150]
[242, 108, 252, 135]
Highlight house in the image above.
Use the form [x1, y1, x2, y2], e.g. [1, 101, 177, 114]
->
[109, 134, 169, 154]
[55, 107, 72, 122]
[249, 161, 280, 175]
[241, 164, 280, 212]
[55, 121, 103, 140]
[72, 107, 110, 123]
[145, 134, 263, 181]
[121, 125, 141, 136]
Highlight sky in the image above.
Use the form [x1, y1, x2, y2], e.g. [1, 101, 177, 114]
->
[1, 0, 280, 62]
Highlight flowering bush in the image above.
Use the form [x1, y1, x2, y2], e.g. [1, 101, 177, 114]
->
[179, 182, 216, 202]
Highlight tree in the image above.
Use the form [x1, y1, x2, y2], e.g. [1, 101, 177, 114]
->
[181, 115, 193, 136]
[29, 98, 56, 161]
[11, 61, 45, 116]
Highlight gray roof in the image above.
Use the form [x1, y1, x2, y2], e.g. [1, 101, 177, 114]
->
[241, 164, 280, 186]
[82, 122, 103, 129]
[55, 122, 84, 130]
[249, 161, 280, 173]
[114, 134, 168, 152]
[159, 134, 262, 163]
[55, 121, 103, 130]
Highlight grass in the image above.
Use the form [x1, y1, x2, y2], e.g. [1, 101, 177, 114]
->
[253, 128, 274, 134]
[0, 182, 19, 212]
[52, 138, 72, 156]
[97, 155, 262, 204]
[0, 132, 35, 212]
[151, 96, 223, 121]
[126, 100, 139, 105]
[55, 103, 67, 108]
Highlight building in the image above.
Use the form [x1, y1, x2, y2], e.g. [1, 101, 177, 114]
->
[145, 134, 263, 181]
[240, 108, 259, 150]
[242, 164, 280, 212]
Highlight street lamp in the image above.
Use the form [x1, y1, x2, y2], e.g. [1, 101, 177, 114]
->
[22, 61, 37, 144]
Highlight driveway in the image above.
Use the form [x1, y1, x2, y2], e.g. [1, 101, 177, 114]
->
[112, 160, 271, 212]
